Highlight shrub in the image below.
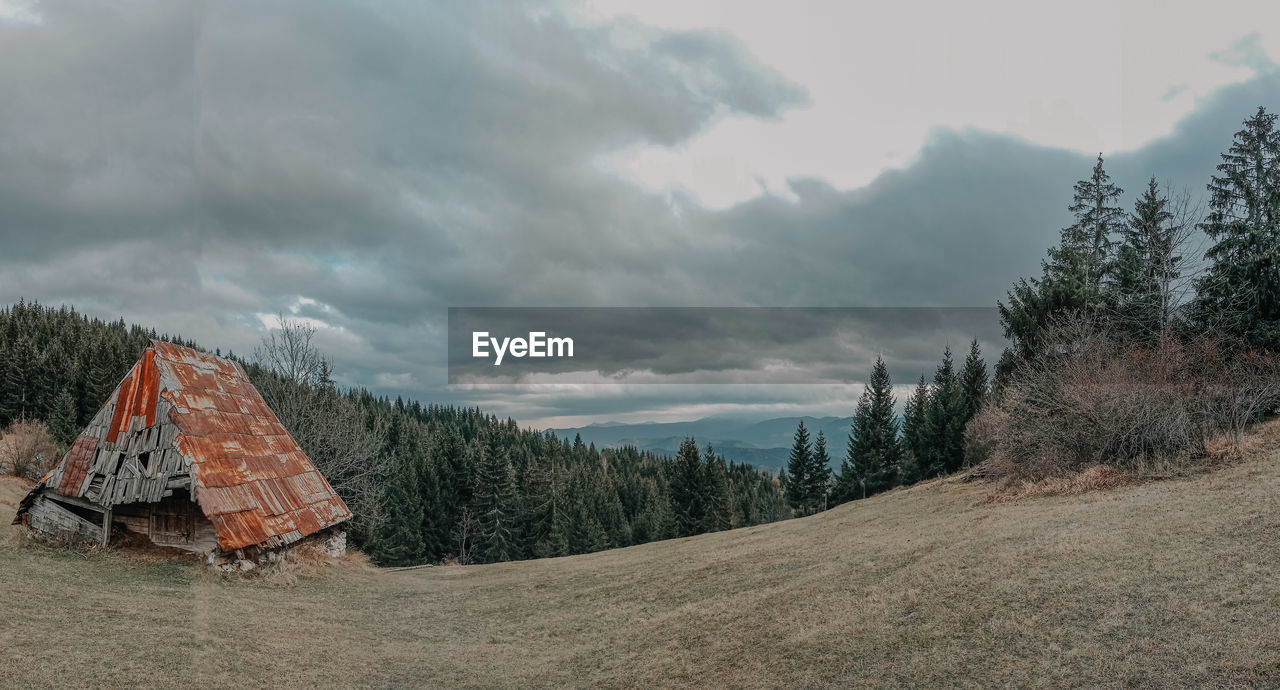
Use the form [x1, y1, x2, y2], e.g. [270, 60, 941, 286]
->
[0, 419, 61, 481]
[971, 317, 1280, 480]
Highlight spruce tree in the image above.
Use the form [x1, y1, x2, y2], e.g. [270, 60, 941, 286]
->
[473, 436, 519, 563]
[833, 426, 861, 505]
[898, 374, 930, 484]
[1195, 106, 1280, 347]
[1044, 153, 1125, 308]
[48, 388, 79, 446]
[670, 437, 706, 537]
[372, 455, 426, 567]
[923, 347, 965, 477]
[417, 452, 448, 562]
[807, 430, 832, 511]
[784, 421, 813, 515]
[1114, 179, 1180, 344]
[703, 445, 733, 532]
[3, 336, 34, 422]
[1000, 155, 1124, 359]
[519, 455, 555, 557]
[957, 340, 988, 424]
[837, 356, 900, 502]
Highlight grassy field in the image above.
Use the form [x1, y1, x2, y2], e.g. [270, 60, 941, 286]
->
[2, 432, 1279, 688]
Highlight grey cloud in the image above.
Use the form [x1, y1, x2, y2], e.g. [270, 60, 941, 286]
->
[1210, 33, 1277, 74]
[1, 2, 1277, 425]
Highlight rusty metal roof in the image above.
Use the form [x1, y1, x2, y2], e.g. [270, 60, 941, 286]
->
[151, 341, 351, 551]
[18, 341, 351, 552]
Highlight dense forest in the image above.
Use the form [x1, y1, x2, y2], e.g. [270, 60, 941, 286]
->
[0, 300, 788, 566]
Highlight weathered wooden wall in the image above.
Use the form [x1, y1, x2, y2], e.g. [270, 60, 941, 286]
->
[26, 496, 103, 545]
[43, 393, 191, 510]
[108, 494, 218, 553]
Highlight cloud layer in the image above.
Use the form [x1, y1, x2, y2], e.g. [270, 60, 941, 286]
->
[0, 1, 1276, 426]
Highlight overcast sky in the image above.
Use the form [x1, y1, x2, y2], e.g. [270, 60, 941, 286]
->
[1, 0, 1278, 427]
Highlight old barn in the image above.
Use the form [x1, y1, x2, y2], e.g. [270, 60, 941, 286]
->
[12, 341, 349, 567]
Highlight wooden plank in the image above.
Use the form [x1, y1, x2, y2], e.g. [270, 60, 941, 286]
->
[43, 493, 105, 513]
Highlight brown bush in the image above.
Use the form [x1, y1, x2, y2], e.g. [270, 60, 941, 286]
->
[972, 317, 1280, 481]
[0, 419, 60, 480]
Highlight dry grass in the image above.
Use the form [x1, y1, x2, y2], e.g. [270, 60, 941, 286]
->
[3, 425, 1280, 688]
[982, 464, 1134, 504]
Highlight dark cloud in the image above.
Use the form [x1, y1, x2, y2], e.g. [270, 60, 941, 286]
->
[0, 1, 1276, 424]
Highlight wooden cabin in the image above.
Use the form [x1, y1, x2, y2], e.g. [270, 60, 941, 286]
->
[13, 341, 350, 567]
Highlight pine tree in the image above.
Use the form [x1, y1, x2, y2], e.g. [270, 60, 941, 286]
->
[897, 374, 930, 484]
[1114, 179, 1180, 344]
[473, 435, 519, 563]
[836, 356, 899, 503]
[806, 430, 832, 511]
[47, 388, 79, 446]
[1000, 155, 1124, 359]
[417, 452, 448, 562]
[670, 437, 706, 537]
[784, 421, 813, 515]
[1195, 106, 1280, 347]
[702, 445, 733, 532]
[957, 340, 988, 424]
[372, 455, 426, 567]
[923, 347, 965, 477]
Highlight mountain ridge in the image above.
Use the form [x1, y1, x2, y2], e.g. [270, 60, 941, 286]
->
[548, 415, 856, 471]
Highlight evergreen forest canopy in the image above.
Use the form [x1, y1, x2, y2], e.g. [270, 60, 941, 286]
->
[0, 300, 788, 566]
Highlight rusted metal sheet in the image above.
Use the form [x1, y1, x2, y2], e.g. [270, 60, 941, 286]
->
[14, 340, 351, 554]
[106, 350, 159, 443]
[56, 434, 98, 496]
[148, 341, 351, 551]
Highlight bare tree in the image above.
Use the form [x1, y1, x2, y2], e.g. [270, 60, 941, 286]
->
[1153, 185, 1204, 349]
[253, 317, 390, 541]
[254, 315, 330, 388]
[453, 507, 480, 566]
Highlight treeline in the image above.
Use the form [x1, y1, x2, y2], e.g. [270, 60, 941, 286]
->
[0, 301, 198, 440]
[331, 393, 789, 566]
[975, 106, 1280, 478]
[778, 104, 1280, 510]
[779, 341, 990, 513]
[1001, 106, 1280, 360]
[0, 301, 788, 566]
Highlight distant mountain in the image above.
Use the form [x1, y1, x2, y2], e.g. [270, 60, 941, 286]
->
[548, 416, 855, 473]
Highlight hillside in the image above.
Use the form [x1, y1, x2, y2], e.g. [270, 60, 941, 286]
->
[3, 431, 1279, 688]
